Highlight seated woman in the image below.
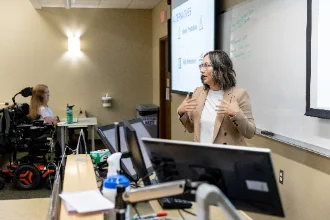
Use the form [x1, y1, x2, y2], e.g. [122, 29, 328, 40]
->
[28, 84, 60, 125]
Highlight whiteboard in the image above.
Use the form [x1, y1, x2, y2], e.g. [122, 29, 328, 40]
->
[218, 0, 330, 157]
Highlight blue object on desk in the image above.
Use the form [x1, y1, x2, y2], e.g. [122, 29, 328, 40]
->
[104, 174, 130, 189]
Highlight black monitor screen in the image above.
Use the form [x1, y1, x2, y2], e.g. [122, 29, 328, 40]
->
[97, 119, 153, 180]
[142, 137, 284, 217]
[122, 120, 151, 185]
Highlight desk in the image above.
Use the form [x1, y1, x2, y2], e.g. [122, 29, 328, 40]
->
[146, 174, 252, 219]
[57, 117, 98, 152]
[149, 198, 252, 220]
[60, 155, 252, 220]
[0, 198, 49, 220]
[60, 154, 103, 220]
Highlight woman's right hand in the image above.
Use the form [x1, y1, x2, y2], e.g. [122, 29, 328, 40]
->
[177, 94, 197, 116]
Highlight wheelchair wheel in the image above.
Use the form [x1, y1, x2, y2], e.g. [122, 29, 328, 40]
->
[13, 164, 41, 190]
[0, 176, 6, 190]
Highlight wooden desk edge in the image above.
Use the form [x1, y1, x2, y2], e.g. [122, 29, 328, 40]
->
[59, 155, 103, 220]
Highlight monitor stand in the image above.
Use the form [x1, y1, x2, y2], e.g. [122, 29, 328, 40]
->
[196, 183, 243, 220]
[115, 180, 243, 220]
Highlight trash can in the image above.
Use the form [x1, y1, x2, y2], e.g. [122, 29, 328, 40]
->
[136, 104, 159, 138]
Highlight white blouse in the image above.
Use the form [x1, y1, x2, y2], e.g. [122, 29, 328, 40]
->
[200, 90, 224, 144]
[39, 106, 54, 121]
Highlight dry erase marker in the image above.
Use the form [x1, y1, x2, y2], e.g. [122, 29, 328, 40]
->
[137, 212, 168, 219]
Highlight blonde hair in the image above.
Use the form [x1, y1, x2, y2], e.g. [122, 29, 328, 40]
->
[28, 84, 48, 120]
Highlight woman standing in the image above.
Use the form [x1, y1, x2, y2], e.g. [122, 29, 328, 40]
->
[177, 50, 255, 146]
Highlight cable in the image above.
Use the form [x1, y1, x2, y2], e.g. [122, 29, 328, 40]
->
[94, 165, 105, 181]
[136, 167, 164, 187]
[130, 183, 139, 189]
[54, 145, 69, 181]
[137, 172, 153, 186]
[66, 146, 76, 154]
[94, 167, 105, 194]
[135, 178, 145, 188]
[178, 209, 186, 220]
[181, 209, 196, 216]
[132, 204, 142, 220]
[46, 162, 58, 190]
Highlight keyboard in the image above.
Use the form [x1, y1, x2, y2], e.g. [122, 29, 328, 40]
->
[151, 179, 192, 209]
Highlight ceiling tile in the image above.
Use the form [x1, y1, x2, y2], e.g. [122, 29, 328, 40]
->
[74, 0, 100, 3]
[100, 0, 131, 4]
[128, 0, 161, 9]
[32, 0, 162, 9]
[98, 3, 130, 8]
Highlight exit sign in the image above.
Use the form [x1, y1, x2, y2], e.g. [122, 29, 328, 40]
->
[160, 10, 165, 23]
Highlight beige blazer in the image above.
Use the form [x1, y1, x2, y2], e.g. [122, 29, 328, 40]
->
[178, 87, 256, 146]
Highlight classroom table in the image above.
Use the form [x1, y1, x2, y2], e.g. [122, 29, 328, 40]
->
[59, 154, 103, 220]
[149, 199, 252, 220]
[0, 198, 50, 220]
[57, 117, 98, 153]
[59, 154, 252, 220]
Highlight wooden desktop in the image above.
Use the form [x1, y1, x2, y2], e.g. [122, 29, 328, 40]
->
[0, 154, 253, 219]
[59, 154, 103, 220]
[59, 154, 252, 220]
[0, 198, 50, 220]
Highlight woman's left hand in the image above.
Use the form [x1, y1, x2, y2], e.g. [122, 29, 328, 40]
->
[54, 116, 60, 123]
[216, 99, 240, 117]
[53, 116, 60, 126]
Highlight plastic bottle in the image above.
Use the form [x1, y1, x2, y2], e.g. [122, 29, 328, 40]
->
[66, 104, 74, 124]
[103, 152, 130, 220]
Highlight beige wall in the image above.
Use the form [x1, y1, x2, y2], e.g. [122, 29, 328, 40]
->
[2, 0, 330, 219]
[0, 0, 152, 126]
[152, 0, 330, 219]
[245, 136, 330, 220]
[151, 0, 170, 105]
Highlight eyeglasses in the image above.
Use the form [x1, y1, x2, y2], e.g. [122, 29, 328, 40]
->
[199, 63, 212, 70]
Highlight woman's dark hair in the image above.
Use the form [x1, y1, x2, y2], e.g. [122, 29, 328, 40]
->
[201, 50, 236, 90]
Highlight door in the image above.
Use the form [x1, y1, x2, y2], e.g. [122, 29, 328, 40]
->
[159, 36, 171, 139]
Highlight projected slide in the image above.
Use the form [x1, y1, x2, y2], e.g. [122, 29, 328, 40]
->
[315, 0, 330, 110]
[171, 0, 215, 93]
[309, 0, 330, 114]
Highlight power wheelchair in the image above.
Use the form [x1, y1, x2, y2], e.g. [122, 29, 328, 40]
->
[0, 87, 62, 190]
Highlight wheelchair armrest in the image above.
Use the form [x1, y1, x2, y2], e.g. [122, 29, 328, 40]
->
[32, 119, 44, 127]
[16, 124, 32, 130]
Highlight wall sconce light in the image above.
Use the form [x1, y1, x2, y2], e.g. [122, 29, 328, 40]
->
[68, 36, 80, 54]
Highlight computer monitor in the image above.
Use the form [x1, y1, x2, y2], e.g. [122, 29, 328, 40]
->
[97, 119, 154, 181]
[122, 120, 151, 185]
[142, 137, 285, 217]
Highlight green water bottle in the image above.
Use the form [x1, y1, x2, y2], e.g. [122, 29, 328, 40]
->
[66, 104, 74, 124]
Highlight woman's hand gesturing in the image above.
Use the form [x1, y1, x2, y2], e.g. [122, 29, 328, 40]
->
[216, 98, 240, 117]
[178, 94, 197, 116]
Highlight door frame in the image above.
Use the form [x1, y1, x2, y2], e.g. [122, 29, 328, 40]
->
[159, 35, 171, 139]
